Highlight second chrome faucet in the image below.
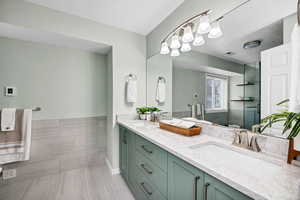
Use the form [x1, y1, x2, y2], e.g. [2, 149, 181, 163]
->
[232, 129, 261, 152]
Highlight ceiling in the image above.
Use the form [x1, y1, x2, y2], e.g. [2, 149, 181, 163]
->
[25, 0, 184, 35]
[0, 23, 111, 54]
[192, 0, 298, 64]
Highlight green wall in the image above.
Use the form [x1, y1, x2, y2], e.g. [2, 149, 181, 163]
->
[0, 37, 107, 120]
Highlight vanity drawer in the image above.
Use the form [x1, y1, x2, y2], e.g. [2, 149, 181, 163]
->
[134, 166, 167, 200]
[135, 135, 167, 171]
[136, 150, 167, 197]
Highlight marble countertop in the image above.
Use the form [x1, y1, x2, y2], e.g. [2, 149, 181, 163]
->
[117, 118, 300, 200]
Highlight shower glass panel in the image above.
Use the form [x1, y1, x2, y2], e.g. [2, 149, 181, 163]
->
[243, 62, 261, 130]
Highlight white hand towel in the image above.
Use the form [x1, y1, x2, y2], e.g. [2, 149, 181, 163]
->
[22, 109, 32, 161]
[1, 108, 16, 131]
[156, 81, 166, 103]
[127, 79, 137, 103]
[289, 24, 300, 113]
[191, 105, 196, 118]
[196, 104, 201, 116]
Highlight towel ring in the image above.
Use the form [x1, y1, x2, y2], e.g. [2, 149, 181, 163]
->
[158, 76, 166, 83]
[127, 74, 137, 81]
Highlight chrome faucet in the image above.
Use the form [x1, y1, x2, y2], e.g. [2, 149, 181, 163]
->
[232, 129, 261, 152]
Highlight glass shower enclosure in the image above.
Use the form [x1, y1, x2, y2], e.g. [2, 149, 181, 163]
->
[228, 62, 261, 130]
[243, 62, 261, 130]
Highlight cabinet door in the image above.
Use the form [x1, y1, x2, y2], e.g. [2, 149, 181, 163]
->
[119, 126, 128, 181]
[126, 130, 136, 189]
[168, 154, 204, 200]
[204, 174, 252, 200]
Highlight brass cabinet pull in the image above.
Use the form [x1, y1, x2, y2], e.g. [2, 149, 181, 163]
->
[141, 145, 153, 154]
[204, 183, 210, 200]
[194, 176, 200, 200]
[140, 164, 153, 174]
[140, 182, 152, 196]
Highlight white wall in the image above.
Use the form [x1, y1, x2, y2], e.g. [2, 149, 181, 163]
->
[0, 0, 147, 171]
[0, 37, 107, 120]
[283, 14, 297, 44]
[147, 54, 172, 112]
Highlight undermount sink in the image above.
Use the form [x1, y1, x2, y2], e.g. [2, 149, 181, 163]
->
[189, 142, 281, 169]
[131, 120, 155, 129]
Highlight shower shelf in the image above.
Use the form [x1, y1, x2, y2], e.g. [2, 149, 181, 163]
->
[231, 99, 254, 102]
[236, 82, 255, 86]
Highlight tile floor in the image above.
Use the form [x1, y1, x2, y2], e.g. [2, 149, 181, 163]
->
[0, 164, 135, 200]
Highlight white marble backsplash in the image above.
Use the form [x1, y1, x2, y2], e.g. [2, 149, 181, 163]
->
[199, 123, 289, 161]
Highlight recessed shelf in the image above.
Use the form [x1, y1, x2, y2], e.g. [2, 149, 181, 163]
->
[236, 82, 255, 86]
[231, 99, 254, 102]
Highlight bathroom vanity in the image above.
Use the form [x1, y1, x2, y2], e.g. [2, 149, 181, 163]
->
[118, 119, 300, 200]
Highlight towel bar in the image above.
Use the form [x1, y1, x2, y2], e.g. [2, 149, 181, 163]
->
[0, 107, 41, 112]
[32, 107, 41, 112]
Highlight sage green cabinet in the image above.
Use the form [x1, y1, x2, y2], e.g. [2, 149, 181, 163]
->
[168, 154, 204, 200]
[119, 127, 136, 189]
[204, 174, 252, 200]
[119, 126, 128, 181]
[135, 135, 168, 172]
[119, 125, 252, 200]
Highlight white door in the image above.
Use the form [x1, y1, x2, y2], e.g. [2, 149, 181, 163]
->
[261, 44, 291, 137]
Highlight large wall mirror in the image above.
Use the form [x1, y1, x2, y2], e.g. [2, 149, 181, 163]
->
[146, 2, 298, 138]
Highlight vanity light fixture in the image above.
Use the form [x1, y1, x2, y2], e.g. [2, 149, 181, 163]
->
[160, 41, 170, 54]
[181, 43, 192, 52]
[182, 24, 194, 43]
[208, 20, 223, 39]
[193, 33, 205, 46]
[170, 35, 181, 49]
[159, 0, 250, 56]
[170, 49, 180, 57]
[197, 14, 211, 34]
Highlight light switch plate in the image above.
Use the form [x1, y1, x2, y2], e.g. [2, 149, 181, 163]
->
[2, 169, 16, 179]
[5, 86, 17, 97]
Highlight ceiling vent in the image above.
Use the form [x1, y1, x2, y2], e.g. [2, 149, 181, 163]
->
[243, 40, 262, 49]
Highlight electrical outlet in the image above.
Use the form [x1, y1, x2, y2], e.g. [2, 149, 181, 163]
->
[2, 169, 16, 179]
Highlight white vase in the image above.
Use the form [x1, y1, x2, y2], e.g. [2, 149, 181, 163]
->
[139, 114, 147, 120]
[294, 134, 300, 151]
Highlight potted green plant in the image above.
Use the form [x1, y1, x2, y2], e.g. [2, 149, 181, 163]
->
[136, 107, 149, 120]
[261, 99, 300, 151]
[148, 107, 161, 122]
[136, 107, 161, 120]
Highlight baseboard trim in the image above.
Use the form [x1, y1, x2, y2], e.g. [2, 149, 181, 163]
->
[105, 157, 120, 175]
